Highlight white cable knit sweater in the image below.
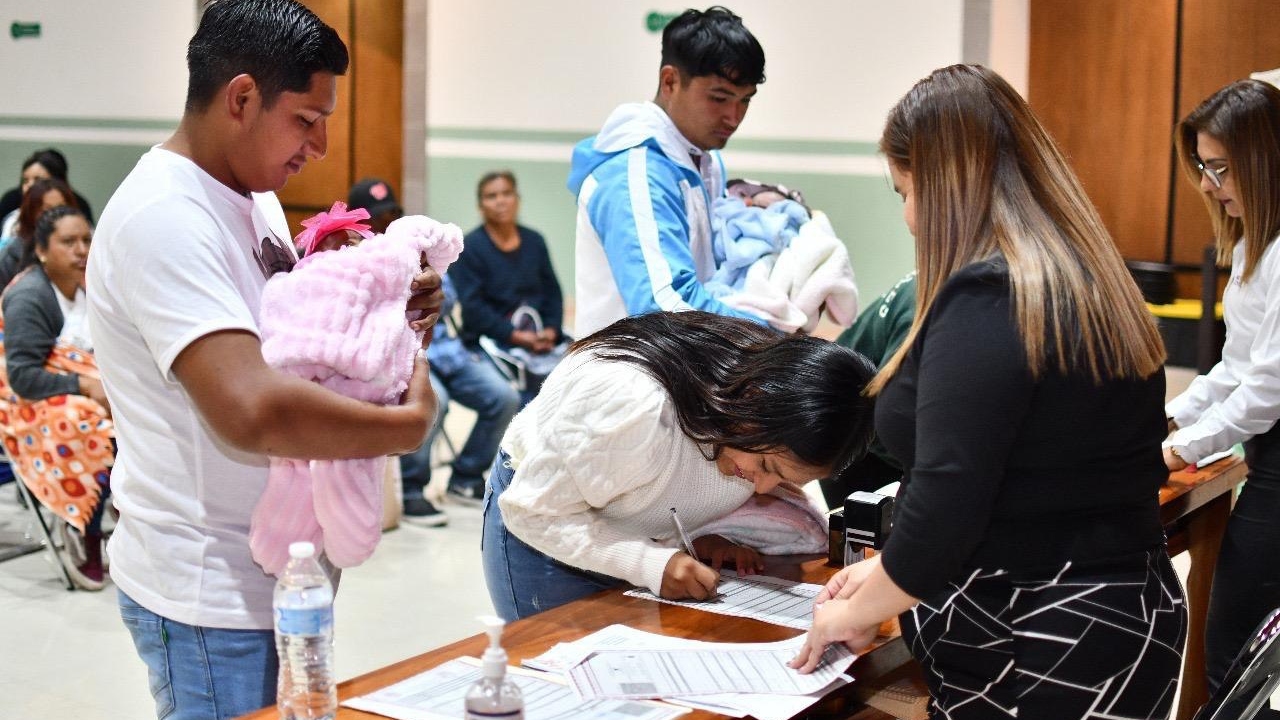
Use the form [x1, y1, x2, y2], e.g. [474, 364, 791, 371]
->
[498, 349, 756, 595]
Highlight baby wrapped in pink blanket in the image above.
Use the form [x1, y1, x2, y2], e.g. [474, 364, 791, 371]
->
[249, 202, 463, 575]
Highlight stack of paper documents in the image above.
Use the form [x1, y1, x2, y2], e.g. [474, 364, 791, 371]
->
[345, 573, 853, 720]
[342, 658, 684, 720]
[526, 624, 856, 720]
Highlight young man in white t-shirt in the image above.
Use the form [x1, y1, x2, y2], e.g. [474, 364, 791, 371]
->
[86, 2, 441, 718]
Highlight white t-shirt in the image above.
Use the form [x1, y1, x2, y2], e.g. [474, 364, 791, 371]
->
[87, 147, 294, 629]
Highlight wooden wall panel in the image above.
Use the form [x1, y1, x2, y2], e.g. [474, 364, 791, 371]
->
[351, 0, 403, 188]
[1028, 0, 1179, 263]
[277, 0, 403, 237]
[279, 0, 353, 232]
[1170, 0, 1280, 296]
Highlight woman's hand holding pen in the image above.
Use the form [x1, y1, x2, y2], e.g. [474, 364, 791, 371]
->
[693, 534, 764, 575]
[660, 551, 720, 600]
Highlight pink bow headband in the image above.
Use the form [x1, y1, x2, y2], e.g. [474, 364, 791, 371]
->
[294, 201, 375, 256]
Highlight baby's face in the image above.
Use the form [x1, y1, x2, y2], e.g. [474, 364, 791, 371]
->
[313, 229, 364, 254]
[750, 189, 788, 208]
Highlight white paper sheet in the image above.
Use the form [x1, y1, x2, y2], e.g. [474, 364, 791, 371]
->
[341, 657, 686, 720]
[524, 624, 855, 720]
[624, 572, 822, 629]
[567, 637, 854, 699]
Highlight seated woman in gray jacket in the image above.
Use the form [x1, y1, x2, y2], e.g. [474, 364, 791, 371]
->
[2, 204, 112, 590]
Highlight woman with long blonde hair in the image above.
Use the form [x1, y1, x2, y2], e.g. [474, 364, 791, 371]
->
[1164, 78, 1280, 695]
[791, 64, 1185, 719]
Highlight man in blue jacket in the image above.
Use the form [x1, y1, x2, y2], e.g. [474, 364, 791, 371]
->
[567, 6, 767, 336]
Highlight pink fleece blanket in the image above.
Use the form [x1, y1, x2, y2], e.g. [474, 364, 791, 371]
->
[694, 483, 830, 555]
[249, 215, 463, 575]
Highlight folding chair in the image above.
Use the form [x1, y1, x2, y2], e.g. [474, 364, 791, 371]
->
[1195, 607, 1280, 720]
[472, 306, 565, 397]
[6, 462, 75, 590]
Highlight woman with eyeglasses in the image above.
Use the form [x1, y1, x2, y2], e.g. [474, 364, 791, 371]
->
[1164, 78, 1280, 695]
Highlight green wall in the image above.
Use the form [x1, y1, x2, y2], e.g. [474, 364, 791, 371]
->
[424, 155, 917, 313]
[0, 140, 156, 221]
[0, 130, 917, 316]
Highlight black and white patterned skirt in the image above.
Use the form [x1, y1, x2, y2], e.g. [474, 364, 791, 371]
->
[901, 548, 1187, 720]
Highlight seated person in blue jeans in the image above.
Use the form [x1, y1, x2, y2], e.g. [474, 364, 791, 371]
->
[400, 273, 519, 512]
[451, 170, 567, 405]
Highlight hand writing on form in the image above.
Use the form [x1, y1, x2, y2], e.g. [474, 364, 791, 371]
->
[662, 508, 720, 601]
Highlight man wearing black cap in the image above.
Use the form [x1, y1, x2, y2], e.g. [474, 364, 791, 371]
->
[348, 177, 404, 233]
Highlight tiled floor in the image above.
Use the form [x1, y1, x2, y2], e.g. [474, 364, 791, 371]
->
[0, 367, 1214, 719]
[0, 406, 492, 720]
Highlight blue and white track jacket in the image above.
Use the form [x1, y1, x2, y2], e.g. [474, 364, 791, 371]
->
[567, 101, 766, 336]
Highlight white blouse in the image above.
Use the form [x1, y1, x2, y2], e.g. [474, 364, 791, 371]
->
[1166, 236, 1280, 462]
[54, 285, 93, 351]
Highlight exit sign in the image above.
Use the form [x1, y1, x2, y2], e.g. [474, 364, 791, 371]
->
[645, 11, 678, 33]
[11, 21, 40, 39]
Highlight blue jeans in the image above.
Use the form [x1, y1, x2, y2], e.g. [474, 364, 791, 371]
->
[481, 452, 623, 621]
[118, 589, 278, 720]
[400, 355, 520, 493]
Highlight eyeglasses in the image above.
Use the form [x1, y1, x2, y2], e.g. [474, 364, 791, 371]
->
[1193, 156, 1229, 189]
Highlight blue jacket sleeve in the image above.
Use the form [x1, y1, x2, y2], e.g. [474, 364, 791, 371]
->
[587, 150, 766, 324]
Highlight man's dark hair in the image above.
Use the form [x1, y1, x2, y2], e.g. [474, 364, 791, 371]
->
[185, 0, 349, 112]
[660, 6, 765, 86]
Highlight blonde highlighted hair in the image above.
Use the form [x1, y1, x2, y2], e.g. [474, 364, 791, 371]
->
[1175, 79, 1280, 282]
[869, 64, 1164, 394]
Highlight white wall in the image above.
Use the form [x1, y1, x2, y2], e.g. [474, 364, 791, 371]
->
[0, 1, 192, 121]
[427, 1, 967, 143]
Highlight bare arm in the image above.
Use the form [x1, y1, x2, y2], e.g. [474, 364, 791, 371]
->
[171, 330, 434, 459]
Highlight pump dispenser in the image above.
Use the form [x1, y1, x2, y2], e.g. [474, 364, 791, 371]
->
[464, 615, 524, 719]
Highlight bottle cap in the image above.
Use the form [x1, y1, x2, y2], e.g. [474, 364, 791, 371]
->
[288, 541, 316, 559]
[478, 615, 508, 678]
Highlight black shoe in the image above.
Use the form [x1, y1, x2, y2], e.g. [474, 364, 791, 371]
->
[402, 496, 448, 527]
[447, 477, 485, 505]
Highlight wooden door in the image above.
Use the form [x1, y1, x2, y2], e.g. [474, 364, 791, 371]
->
[1028, 0, 1179, 264]
[277, 0, 404, 237]
[1171, 0, 1280, 288]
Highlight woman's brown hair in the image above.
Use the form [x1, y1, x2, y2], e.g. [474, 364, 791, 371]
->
[1175, 79, 1280, 282]
[870, 64, 1164, 393]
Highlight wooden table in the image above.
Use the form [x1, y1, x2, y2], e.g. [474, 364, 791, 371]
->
[1161, 454, 1246, 720]
[238, 554, 903, 720]
[241, 456, 1244, 720]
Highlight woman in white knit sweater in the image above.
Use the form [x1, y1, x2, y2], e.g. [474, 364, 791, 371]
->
[481, 311, 876, 620]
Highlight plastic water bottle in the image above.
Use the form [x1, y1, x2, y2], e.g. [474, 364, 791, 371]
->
[464, 615, 523, 719]
[274, 541, 337, 720]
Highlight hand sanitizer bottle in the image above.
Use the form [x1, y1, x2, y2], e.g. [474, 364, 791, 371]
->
[464, 615, 524, 719]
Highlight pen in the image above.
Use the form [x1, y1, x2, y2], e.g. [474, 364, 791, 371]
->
[670, 507, 699, 558]
[670, 507, 722, 602]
